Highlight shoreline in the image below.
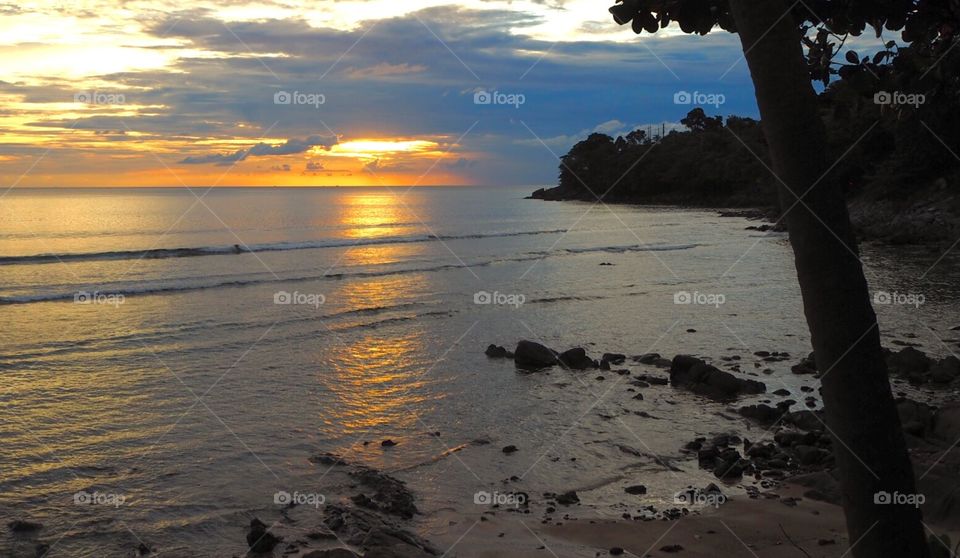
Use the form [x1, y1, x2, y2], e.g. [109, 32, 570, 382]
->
[528, 182, 960, 246]
[250, 343, 959, 556]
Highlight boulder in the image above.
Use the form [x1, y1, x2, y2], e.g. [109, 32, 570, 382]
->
[558, 348, 596, 369]
[670, 355, 766, 400]
[514, 340, 558, 369]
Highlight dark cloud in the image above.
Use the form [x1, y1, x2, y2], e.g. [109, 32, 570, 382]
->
[179, 135, 337, 166]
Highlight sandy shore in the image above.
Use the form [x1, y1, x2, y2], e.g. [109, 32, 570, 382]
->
[429, 482, 957, 557]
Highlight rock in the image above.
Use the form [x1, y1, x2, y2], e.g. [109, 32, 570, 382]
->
[897, 398, 935, 437]
[635, 353, 661, 364]
[556, 491, 580, 505]
[931, 403, 960, 444]
[784, 410, 825, 432]
[558, 348, 596, 369]
[886, 346, 931, 381]
[930, 356, 960, 384]
[351, 468, 419, 519]
[514, 340, 559, 369]
[738, 403, 789, 425]
[381, 439, 398, 447]
[670, 355, 766, 400]
[602, 353, 627, 365]
[303, 550, 360, 558]
[624, 485, 647, 495]
[8, 520, 42, 533]
[246, 518, 282, 553]
[485, 344, 513, 359]
[793, 444, 831, 466]
[502, 445, 519, 454]
[635, 374, 669, 386]
[773, 388, 791, 396]
[791, 352, 818, 375]
[661, 544, 684, 553]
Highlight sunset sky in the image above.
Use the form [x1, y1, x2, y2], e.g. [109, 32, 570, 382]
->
[0, 0, 760, 187]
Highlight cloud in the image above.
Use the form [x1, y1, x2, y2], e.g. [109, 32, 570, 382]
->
[179, 135, 338, 166]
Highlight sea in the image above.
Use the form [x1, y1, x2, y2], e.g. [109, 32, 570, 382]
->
[1, 186, 957, 556]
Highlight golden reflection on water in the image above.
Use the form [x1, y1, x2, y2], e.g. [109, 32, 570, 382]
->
[324, 273, 433, 433]
[337, 190, 413, 240]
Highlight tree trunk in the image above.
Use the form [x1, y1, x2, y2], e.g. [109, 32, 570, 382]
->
[726, 1, 929, 556]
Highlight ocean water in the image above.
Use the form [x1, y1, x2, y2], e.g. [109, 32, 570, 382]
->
[1, 186, 958, 557]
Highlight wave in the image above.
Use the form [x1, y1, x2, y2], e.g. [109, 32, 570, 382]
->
[0, 243, 697, 306]
[0, 229, 570, 266]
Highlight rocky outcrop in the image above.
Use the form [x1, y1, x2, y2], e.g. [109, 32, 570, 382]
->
[670, 355, 766, 400]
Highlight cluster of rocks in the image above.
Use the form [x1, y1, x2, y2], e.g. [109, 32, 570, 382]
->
[486, 341, 633, 371]
[488, 343, 769, 402]
[885, 346, 960, 386]
[237, 454, 435, 557]
[684, 425, 835, 483]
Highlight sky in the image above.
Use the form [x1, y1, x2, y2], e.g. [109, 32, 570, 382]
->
[0, 0, 761, 187]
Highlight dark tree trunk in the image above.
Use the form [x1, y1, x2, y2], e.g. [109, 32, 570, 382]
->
[726, 1, 929, 556]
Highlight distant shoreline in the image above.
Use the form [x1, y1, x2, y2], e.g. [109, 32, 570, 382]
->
[528, 183, 960, 245]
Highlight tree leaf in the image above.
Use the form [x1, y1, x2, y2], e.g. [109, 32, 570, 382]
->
[845, 50, 860, 64]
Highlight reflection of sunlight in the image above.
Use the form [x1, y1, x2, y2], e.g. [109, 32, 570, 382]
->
[322, 275, 433, 434]
[336, 191, 417, 241]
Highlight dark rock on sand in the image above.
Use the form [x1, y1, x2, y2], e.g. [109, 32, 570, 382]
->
[634, 353, 661, 364]
[738, 402, 792, 425]
[624, 485, 647, 495]
[502, 445, 519, 454]
[302, 549, 360, 558]
[555, 491, 580, 505]
[897, 398, 935, 437]
[930, 356, 960, 384]
[886, 346, 931, 383]
[558, 347, 596, 369]
[8, 520, 42, 533]
[350, 468, 419, 519]
[514, 340, 559, 369]
[485, 344, 513, 359]
[246, 518, 282, 553]
[670, 355, 766, 400]
[322, 504, 436, 557]
[602, 353, 627, 365]
[381, 439, 398, 447]
[791, 352, 818, 375]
